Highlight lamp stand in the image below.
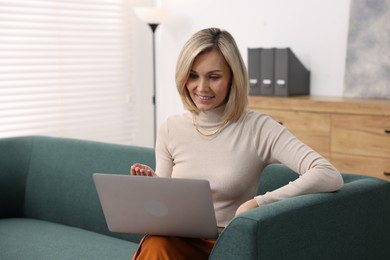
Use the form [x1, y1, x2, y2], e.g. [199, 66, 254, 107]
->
[149, 23, 158, 146]
[134, 6, 169, 146]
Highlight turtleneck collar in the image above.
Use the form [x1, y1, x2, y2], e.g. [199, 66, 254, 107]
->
[192, 105, 226, 128]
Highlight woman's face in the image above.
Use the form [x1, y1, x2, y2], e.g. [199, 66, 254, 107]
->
[186, 50, 232, 112]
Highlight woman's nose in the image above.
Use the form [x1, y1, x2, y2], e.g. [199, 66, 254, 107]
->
[197, 78, 208, 91]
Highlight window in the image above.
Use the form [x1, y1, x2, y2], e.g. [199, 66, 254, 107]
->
[0, 0, 137, 145]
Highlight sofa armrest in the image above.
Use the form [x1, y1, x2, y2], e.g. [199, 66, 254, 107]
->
[210, 174, 390, 260]
[0, 136, 33, 218]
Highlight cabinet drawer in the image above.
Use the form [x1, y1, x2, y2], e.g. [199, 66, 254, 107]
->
[331, 114, 390, 157]
[331, 153, 390, 181]
[257, 109, 331, 158]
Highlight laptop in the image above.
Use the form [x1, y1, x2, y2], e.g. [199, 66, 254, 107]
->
[93, 173, 219, 239]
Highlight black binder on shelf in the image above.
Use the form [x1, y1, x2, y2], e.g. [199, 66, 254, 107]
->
[274, 48, 310, 96]
[248, 48, 262, 95]
[247, 47, 310, 96]
[259, 48, 275, 96]
[248, 48, 275, 96]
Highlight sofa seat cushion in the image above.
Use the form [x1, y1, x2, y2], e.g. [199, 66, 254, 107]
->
[0, 218, 138, 260]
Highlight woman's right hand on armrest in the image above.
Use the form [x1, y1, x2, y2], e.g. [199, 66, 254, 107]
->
[130, 163, 157, 177]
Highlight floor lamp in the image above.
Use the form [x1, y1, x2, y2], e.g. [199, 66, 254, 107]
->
[134, 7, 169, 145]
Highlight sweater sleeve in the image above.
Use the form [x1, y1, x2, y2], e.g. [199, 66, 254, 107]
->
[254, 116, 344, 206]
[155, 120, 174, 178]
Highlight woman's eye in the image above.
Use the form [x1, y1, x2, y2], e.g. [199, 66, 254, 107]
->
[189, 73, 198, 80]
[210, 75, 221, 80]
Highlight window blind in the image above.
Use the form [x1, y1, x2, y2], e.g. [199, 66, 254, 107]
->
[0, 0, 137, 145]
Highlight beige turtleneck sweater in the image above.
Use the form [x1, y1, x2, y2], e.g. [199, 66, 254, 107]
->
[155, 106, 344, 228]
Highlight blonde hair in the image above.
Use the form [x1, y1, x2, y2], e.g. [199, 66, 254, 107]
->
[175, 28, 248, 122]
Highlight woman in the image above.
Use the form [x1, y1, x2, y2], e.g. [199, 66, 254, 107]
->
[130, 27, 343, 259]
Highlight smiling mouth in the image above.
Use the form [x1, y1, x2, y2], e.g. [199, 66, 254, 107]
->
[195, 94, 215, 101]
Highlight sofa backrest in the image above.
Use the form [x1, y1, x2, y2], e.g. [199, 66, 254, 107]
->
[22, 136, 155, 243]
[256, 163, 299, 195]
[0, 136, 34, 218]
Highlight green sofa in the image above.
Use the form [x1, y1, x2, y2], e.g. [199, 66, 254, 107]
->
[1, 136, 389, 260]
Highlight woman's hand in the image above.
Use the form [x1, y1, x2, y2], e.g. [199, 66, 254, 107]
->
[130, 163, 157, 177]
[235, 199, 259, 216]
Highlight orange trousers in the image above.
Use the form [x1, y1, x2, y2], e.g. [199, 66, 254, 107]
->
[132, 235, 216, 260]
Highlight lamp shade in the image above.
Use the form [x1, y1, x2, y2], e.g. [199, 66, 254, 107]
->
[134, 7, 170, 25]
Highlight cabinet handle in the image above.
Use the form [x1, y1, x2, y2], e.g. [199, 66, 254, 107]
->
[385, 130, 390, 134]
[384, 172, 390, 176]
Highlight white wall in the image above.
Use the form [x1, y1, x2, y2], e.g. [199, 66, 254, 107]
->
[133, 0, 351, 147]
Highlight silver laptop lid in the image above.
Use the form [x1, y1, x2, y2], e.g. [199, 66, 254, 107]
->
[93, 174, 219, 239]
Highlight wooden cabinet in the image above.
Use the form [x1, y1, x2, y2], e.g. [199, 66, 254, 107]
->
[248, 95, 390, 180]
[258, 109, 331, 158]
